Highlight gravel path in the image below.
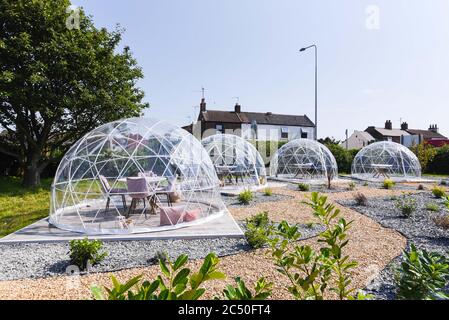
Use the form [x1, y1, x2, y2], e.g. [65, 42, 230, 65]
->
[338, 192, 449, 299]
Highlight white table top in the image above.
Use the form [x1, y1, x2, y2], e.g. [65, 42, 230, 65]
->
[117, 176, 167, 183]
[370, 164, 393, 169]
[292, 163, 314, 168]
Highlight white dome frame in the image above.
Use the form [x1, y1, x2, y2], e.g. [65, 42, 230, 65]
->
[351, 141, 422, 181]
[201, 134, 267, 188]
[50, 117, 226, 235]
[270, 139, 338, 182]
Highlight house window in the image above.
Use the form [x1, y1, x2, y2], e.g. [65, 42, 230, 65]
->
[216, 124, 224, 134]
[301, 131, 308, 139]
[281, 127, 289, 139]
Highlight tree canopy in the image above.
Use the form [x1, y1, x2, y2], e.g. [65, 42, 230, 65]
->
[0, 0, 149, 187]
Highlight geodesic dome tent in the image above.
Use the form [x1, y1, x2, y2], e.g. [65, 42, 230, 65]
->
[201, 134, 267, 187]
[270, 139, 338, 181]
[351, 141, 422, 181]
[50, 117, 226, 235]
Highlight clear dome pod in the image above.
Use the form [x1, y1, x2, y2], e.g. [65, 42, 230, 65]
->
[50, 117, 226, 235]
[270, 139, 338, 182]
[351, 141, 422, 181]
[201, 134, 267, 189]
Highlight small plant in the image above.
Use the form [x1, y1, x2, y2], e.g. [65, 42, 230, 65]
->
[363, 181, 369, 187]
[297, 183, 310, 192]
[382, 179, 395, 190]
[395, 196, 417, 217]
[244, 212, 273, 249]
[432, 215, 449, 230]
[426, 202, 440, 212]
[444, 195, 449, 209]
[348, 182, 356, 191]
[396, 243, 449, 300]
[390, 195, 399, 201]
[238, 189, 253, 205]
[305, 222, 315, 229]
[432, 186, 446, 199]
[221, 277, 273, 300]
[263, 188, 273, 196]
[149, 250, 168, 264]
[69, 238, 108, 270]
[441, 180, 448, 186]
[92, 253, 225, 300]
[417, 184, 425, 191]
[354, 192, 368, 206]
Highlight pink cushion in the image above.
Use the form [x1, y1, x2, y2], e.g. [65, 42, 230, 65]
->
[160, 206, 186, 226]
[184, 209, 201, 222]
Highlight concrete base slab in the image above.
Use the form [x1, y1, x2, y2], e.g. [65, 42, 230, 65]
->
[0, 210, 244, 244]
[219, 182, 287, 196]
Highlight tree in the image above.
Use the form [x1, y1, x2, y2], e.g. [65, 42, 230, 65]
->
[0, 0, 149, 187]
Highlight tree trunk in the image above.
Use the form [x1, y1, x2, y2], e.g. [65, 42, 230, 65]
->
[22, 155, 42, 188]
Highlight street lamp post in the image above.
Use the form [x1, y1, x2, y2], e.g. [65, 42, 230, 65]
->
[299, 45, 318, 141]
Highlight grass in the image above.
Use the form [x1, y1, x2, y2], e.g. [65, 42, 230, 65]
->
[0, 177, 52, 237]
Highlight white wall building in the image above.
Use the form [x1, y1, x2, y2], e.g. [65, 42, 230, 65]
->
[340, 130, 376, 150]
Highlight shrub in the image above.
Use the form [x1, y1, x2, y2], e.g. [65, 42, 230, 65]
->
[363, 181, 369, 187]
[298, 183, 310, 192]
[426, 203, 440, 212]
[432, 186, 446, 199]
[410, 143, 437, 173]
[395, 196, 417, 217]
[238, 189, 253, 205]
[396, 243, 449, 300]
[149, 251, 168, 264]
[244, 212, 273, 249]
[348, 182, 356, 191]
[432, 215, 449, 230]
[382, 179, 395, 190]
[417, 184, 425, 191]
[324, 143, 357, 174]
[69, 238, 108, 270]
[444, 195, 449, 209]
[263, 188, 273, 196]
[440, 180, 448, 186]
[354, 192, 368, 206]
[221, 277, 273, 300]
[427, 145, 449, 175]
[267, 192, 371, 300]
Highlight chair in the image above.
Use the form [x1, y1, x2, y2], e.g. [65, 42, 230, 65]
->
[99, 175, 127, 213]
[155, 175, 177, 207]
[126, 177, 154, 218]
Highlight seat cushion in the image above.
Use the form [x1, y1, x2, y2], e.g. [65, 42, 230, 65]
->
[184, 209, 201, 222]
[110, 188, 127, 194]
[160, 206, 186, 226]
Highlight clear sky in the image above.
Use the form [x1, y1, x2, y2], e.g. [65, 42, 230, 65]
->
[73, 0, 449, 140]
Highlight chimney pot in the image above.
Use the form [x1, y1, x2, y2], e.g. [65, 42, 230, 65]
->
[234, 103, 241, 113]
[385, 120, 392, 130]
[200, 98, 206, 112]
[401, 122, 408, 130]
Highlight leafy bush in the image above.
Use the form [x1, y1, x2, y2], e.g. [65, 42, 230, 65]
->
[324, 143, 357, 174]
[266, 192, 370, 300]
[354, 192, 368, 206]
[244, 212, 273, 249]
[433, 215, 449, 230]
[427, 145, 449, 175]
[441, 180, 448, 186]
[444, 196, 449, 209]
[149, 251, 168, 264]
[382, 179, 395, 190]
[348, 182, 356, 191]
[263, 188, 273, 196]
[432, 186, 446, 199]
[238, 189, 253, 205]
[69, 238, 108, 270]
[426, 203, 440, 212]
[410, 143, 437, 173]
[395, 196, 417, 217]
[92, 253, 226, 300]
[221, 277, 273, 300]
[298, 183, 310, 192]
[396, 243, 449, 300]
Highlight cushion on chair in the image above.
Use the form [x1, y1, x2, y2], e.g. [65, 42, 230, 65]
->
[160, 206, 186, 226]
[184, 209, 201, 222]
[110, 188, 127, 194]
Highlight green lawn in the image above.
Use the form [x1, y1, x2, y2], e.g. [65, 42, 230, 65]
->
[0, 177, 52, 237]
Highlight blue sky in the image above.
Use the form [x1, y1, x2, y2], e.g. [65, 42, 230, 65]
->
[73, 0, 449, 140]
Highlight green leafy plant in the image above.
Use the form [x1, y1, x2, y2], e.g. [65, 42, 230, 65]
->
[263, 188, 273, 196]
[221, 277, 273, 300]
[432, 186, 446, 199]
[441, 180, 448, 186]
[298, 183, 310, 192]
[354, 192, 368, 206]
[238, 189, 253, 205]
[267, 192, 362, 300]
[363, 182, 369, 187]
[396, 243, 449, 300]
[426, 203, 440, 212]
[347, 182, 356, 191]
[444, 195, 449, 209]
[92, 253, 225, 300]
[69, 238, 108, 270]
[244, 212, 273, 249]
[382, 179, 395, 190]
[149, 250, 168, 264]
[395, 196, 417, 217]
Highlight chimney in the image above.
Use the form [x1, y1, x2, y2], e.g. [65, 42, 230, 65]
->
[200, 98, 206, 112]
[385, 120, 392, 130]
[401, 122, 408, 130]
[234, 103, 241, 113]
[429, 124, 439, 133]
